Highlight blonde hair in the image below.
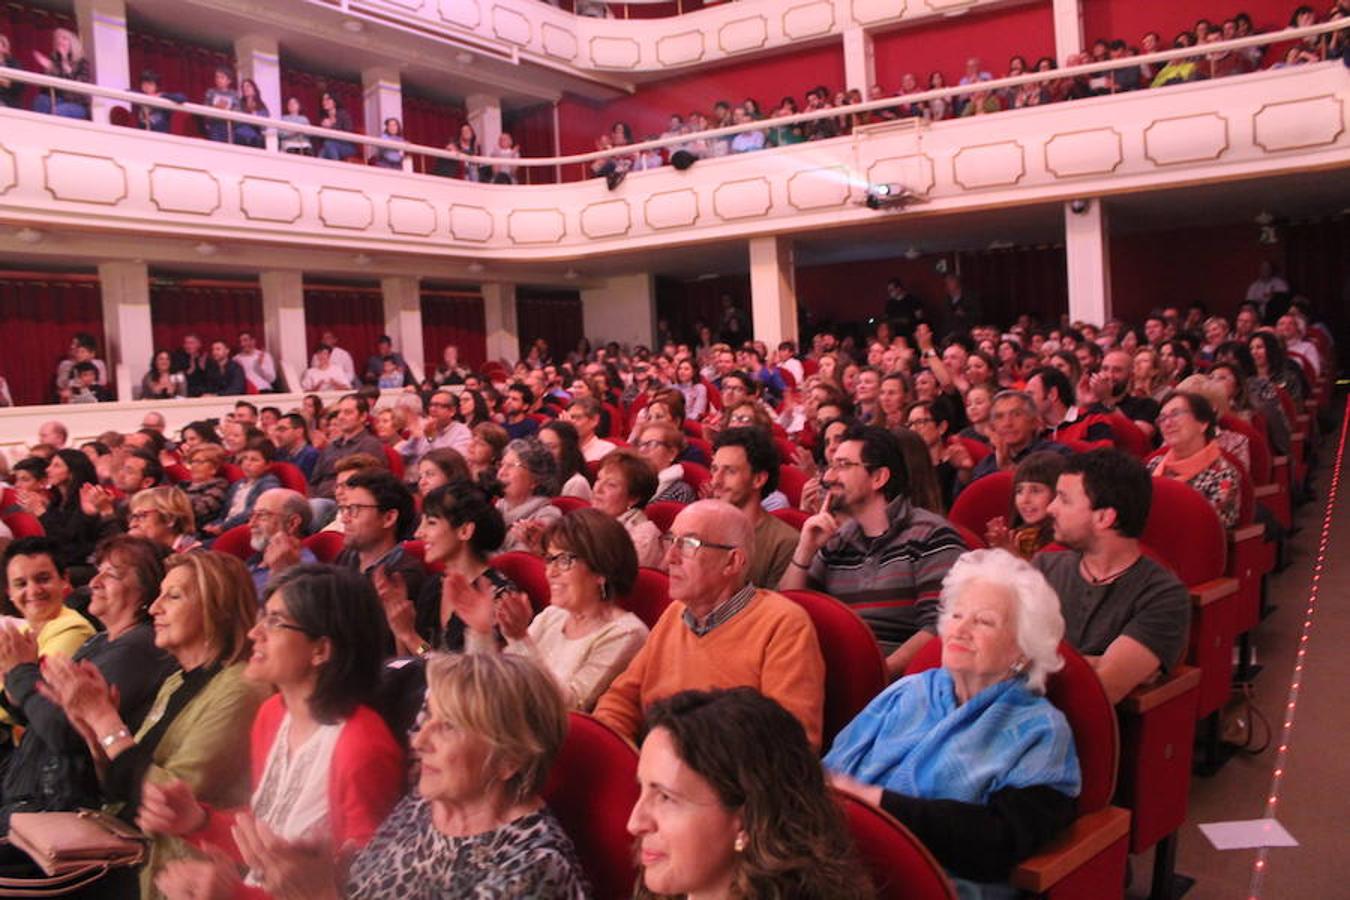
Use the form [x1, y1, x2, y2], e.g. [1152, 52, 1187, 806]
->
[52, 28, 84, 63]
[129, 485, 196, 536]
[164, 551, 257, 666]
[186, 442, 227, 472]
[425, 653, 567, 804]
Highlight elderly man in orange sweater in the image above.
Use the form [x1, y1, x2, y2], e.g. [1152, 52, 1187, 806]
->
[592, 499, 826, 749]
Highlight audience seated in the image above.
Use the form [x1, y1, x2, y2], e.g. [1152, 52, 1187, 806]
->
[539, 420, 594, 501]
[497, 437, 563, 554]
[244, 487, 316, 594]
[309, 395, 387, 499]
[710, 426, 796, 590]
[127, 486, 203, 554]
[592, 449, 665, 569]
[1147, 390, 1242, 528]
[203, 435, 281, 536]
[827, 549, 1080, 892]
[15, 448, 104, 580]
[592, 499, 826, 750]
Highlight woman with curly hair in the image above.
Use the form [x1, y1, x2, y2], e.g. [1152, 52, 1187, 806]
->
[630, 688, 872, 899]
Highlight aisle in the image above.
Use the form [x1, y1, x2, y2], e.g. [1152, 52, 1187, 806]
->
[1131, 398, 1350, 899]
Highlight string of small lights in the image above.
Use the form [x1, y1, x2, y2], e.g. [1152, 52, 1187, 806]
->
[1247, 396, 1348, 899]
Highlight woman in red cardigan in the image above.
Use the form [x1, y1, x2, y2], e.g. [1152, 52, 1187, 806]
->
[140, 565, 405, 900]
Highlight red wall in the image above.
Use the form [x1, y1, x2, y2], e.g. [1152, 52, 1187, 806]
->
[873, 3, 1057, 91]
[150, 283, 265, 356]
[1109, 224, 1276, 324]
[421, 291, 487, 370]
[0, 274, 105, 407]
[1082, 0, 1297, 45]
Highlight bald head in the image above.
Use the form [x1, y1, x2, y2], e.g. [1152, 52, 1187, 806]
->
[37, 421, 67, 448]
[141, 412, 166, 433]
[678, 499, 754, 554]
[667, 499, 753, 610]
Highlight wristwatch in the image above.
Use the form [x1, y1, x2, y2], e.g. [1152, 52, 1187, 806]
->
[99, 727, 131, 749]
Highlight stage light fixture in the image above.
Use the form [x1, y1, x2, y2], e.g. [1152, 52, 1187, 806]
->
[864, 184, 924, 211]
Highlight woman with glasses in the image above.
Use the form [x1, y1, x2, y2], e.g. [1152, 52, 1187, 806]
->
[592, 449, 665, 570]
[451, 509, 648, 711]
[180, 443, 231, 535]
[1146, 391, 1241, 528]
[144, 565, 404, 900]
[635, 421, 696, 504]
[496, 438, 562, 554]
[906, 397, 974, 511]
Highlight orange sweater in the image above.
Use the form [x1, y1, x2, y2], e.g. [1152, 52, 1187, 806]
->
[593, 588, 826, 750]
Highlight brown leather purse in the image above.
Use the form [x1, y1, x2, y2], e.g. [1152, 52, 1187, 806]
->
[0, 809, 147, 896]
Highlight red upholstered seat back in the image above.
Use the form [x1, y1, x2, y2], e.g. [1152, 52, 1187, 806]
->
[951, 523, 986, 551]
[302, 531, 345, 564]
[957, 436, 992, 465]
[221, 463, 245, 484]
[777, 465, 807, 508]
[771, 508, 809, 531]
[601, 403, 623, 438]
[382, 445, 405, 479]
[644, 500, 684, 534]
[542, 713, 639, 900]
[266, 462, 309, 496]
[212, 524, 254, 560]
[550, 496, 591, 515]
[618, 567, 672, 630]
[0, 512, 44, 539]
[905, 639, 1118, 813]
[679, 461, 711, 495]
[1103, 412, 1152, 459]
[837, 792, 957, 900]
[1142, 477, 1228, 584]
[685, 436, 713, 461]
[948, 470, 1012, 537]
[1221, 414, 1272, 485]
[782, 590, 888, 749]
[165, 463, 192, 484]
[489, 551, 551, 614]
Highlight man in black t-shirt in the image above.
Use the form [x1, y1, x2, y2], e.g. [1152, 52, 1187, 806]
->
[1084, 350, 1160, 441]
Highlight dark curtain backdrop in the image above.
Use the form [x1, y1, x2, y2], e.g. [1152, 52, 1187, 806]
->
[1283, 216, 1350, 360]
[421, 291, 487, 371]
[503, 103, 557, 184]
[0, 274, 105, 406]
[1, 1, 77, 109]
[517, 289, 583, 362]
[403, 93, 465, 175]
[953, 245, 1068, 329]
[656, 275, 750, 347]
[303, 285, 383, 363]
[149, 282, 264, 356]
[281, 69, 364, 135]
[127, 31, 233, 103]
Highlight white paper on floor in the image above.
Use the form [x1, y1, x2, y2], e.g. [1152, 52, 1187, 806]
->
[1198, 818, 1298, 850]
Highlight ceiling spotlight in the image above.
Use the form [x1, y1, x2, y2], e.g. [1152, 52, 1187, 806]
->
[467, 261, 485, 274]
[341, 19, 364, 33]
[194, 241, 218, 256]
[864, 183, 925, 211]
[14, 227, 44, 244]
[353, 253, 372, 266]
[904, 246, 921, 260]
[563, 268, 579, 280]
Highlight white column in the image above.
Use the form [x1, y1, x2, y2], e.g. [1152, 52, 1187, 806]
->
[260, 271, 307, 392]
[235, 35, 281, 151]
[582, 273, 655, 350]
[748, 236, 798, 349]
[1052, 0, 1084, 63]
[466, 93, 503, 160]
[97, 261, 150, 401]
[74, 0, 129, 125]
[482, 282, 520, 365]
[1064, 200, 1111, 326]
[842, 27, 876, 95]
[381, 275, 424, 384]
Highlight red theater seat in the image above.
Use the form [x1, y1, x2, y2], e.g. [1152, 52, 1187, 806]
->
[302, 531, 345, 563]
[679, 461, 710, 495]
[0, 512, 44, 539]
[266, 462, 309, 496]
[550, 496, 590, 515]
[221, 463, 245, 484]
[382, 445, 405, 479]
[771, 507, 809, 531]
[490, 551, 550, 614]
[948, 471, 1012, 538]
[836, 792, 957, 900]
[644, 500, 684, 534]
[777, 465, 807, 509]
[618, 567, 672, 630]
[211, 524, 253, 560]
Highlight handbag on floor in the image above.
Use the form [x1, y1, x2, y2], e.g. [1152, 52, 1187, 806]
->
[0, 809, 146, 896]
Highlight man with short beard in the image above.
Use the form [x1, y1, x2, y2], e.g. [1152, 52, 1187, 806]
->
[1085, 350, 1159, 439]
[244, 488, 315, 595]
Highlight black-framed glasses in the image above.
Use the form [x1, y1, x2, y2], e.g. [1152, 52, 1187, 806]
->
[825, 459, 871, 473]
[543, 552, 578, 572]
[258, 612, 314, 636]
[659, 533, 737, 557]
[337, 503, 381, 518]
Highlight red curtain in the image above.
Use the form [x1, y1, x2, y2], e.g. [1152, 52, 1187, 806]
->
[303, 285, 383, 364]
[127, 31, 233, 103]
[517, 289, 583, 363]
[421, 291, 487, 371]
[149, 282, 264, 356]
[280, 69, 364, 135]
[0, 273, 105, 406]
[954, 245, 1068, 328]
[1283, 216, 1350, 353]
[656, 275, 750, 347]
[402, 92, 465, 176]
[0, 1, 77, 108]
[503, 103, 557, 184]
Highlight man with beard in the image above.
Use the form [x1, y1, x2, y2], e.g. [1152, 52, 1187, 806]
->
[1086, 350, 1160, 440]
[243, 488, 316, 595]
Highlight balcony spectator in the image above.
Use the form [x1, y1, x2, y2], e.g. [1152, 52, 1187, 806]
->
[310, 330, 357, 386]
[1135, 31, 1163, 82]
[868, 82, 899, 121]
[924, 71, 952, 120]
[299, 344, 348, 393]
[729, 106, 766, 153]
[802, 87, 838, 140]
[433, 344, 468, 386]
[633, 135, 664, 171]
[31, 28, 90, 119]
[364, 335, 409, 386]
[1291, 5, 1326, 59]
[440, 122, 481, 180]
[956, 56, 993, 114]
[66, 361, 113, 403]
[1152, 33, 1203, 87]
[1085, 39, 1113, 94]
[316, 91, 356, 161]
[708, 100, 734, 155]
[371, 117, 405, 169]
[200, 339, 246, 396]
[0, 34, 21, 109]
[0, 374, 11, 407]
[278, 96, 313, 154]
[999, 55, 1028, 106]
[55, 332, 108, 402]
[768, 96, 806, 145]
[202, 66, 240, 143]
[959, 87, 1002, 117]
[232, 78, 267, 148]
[1106, 40, 1142, 92]
[229, 331, 274, 393]
[490, 131, 520, 183]
[132, 70, 185, 132]
[170, 333, 209, 396]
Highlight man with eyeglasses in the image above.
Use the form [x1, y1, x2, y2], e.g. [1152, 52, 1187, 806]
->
[710, 427, 797, 589]
[592, 499, 825, 750]
[403, 390, 473, 465]
[270, 413, 319, 481]
[244, 488, 316, 595]
[778, 423, 965, 676]
[332, 470, 426, 611]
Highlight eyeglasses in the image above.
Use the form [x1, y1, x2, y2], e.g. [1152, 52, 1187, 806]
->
[825, 459, 871, 473]
[727, 414, 756, 426]
[258, 612, 313, 636]
[127, 511, 157, 523]
[636, 440, 671, 451]
[907, 417, 935, 427]
[1156, 408, 1193, 424]
[543, 551, 578, 572]
[659, 533, 737, 557]
[336, 503, 381, 518]
[248, 509, 279, 521]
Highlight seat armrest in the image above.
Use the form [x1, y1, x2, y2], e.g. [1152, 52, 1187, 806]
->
[1189, 577, 1239, 607]
[1252, 483, 1281, 500]
[1230, 524, 1265, 543]
[1010, 807, 1131, 893]
[1121, 665, 1201, 714]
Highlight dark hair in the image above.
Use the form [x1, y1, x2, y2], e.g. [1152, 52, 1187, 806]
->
[712, 427, 781, 496]
[94, 535, 166, 618]
[1214, 341, 1256, 378]
[1248, 331, 1288, 374]
[1160, 340, 1194, 380]
[1011, 451, 1068, 528]
[339, 393, 370, 416]
[260, 406, 281, 420]
[182, 420, 221, 445]
[459, 389, 491, 426]
[544, 508, 638, 598]
[73, 361, 97, 377]
[279, 413, 311, 443]
[234, 400, 258, 417]
[420, 447, 471, 485]
[841, 422, 908, 501]
[3, 536, 66, 577]
[126, 450, 164, 487]
[1159, 391, 1218, 441]
[263, 564, 388, 724]
[136, 428, 168, 456]
[13, 457, 48, 483]
[240, 435, 276, 462]
[892, 427, 943, 514]
[567, 395, 602, 419]
[1061, 449, 1152, 538]
[721, 370, 758, 397]
[508, 381, 535, 407]
[541, 420, 589, 486]
[422, 482, 507, 557]
[73, 332, 97, 352]
[344, 469, 416, 539]
[1029, 366, 1074, 408]
[638, 689, 870, 900]
[81, 441, 110, 457]
[139, 68, 160, 86]
[598, 449, 659, 510]
[51, 448, 98, 509]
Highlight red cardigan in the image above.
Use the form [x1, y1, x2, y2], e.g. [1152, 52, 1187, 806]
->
[189, 695, 405, 898]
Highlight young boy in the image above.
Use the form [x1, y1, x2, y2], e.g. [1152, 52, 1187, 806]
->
[203, 435, 280, 535]
[377, 356, 405, 390]
[67, 362, 113, 403]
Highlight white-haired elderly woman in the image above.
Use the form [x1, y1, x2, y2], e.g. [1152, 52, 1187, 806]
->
[826, 549, 1080, 898]
[497, 437, 563, 554]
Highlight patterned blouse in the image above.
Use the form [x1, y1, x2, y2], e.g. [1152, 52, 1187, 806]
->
[345, 795, 590, 900]
[1147, 452, 1241, 529]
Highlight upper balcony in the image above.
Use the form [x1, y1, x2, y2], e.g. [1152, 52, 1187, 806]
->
[2, 51, 1346, 271]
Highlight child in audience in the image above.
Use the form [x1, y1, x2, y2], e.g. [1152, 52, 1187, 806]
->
[377, 356, 404, 389]
[278, 97, 313, 154]
[203, 66, 240, 143]
[984, 451, 1066, 559]
[203, 435, 280, 536]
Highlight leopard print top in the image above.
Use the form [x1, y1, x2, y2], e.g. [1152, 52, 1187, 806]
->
[345, 794, 590, 899]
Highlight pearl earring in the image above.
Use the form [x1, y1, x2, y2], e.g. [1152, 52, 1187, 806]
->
[734, 834, 747, 853]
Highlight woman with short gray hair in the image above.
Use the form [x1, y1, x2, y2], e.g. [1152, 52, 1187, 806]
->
[826, 549, 1080, 895]
[497, 438, 562, 554]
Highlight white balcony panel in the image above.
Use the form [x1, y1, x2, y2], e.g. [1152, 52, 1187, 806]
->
[1, 65, 1346, 263]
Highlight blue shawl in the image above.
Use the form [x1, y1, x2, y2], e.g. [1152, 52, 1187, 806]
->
[824, 668, 1080, 804]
